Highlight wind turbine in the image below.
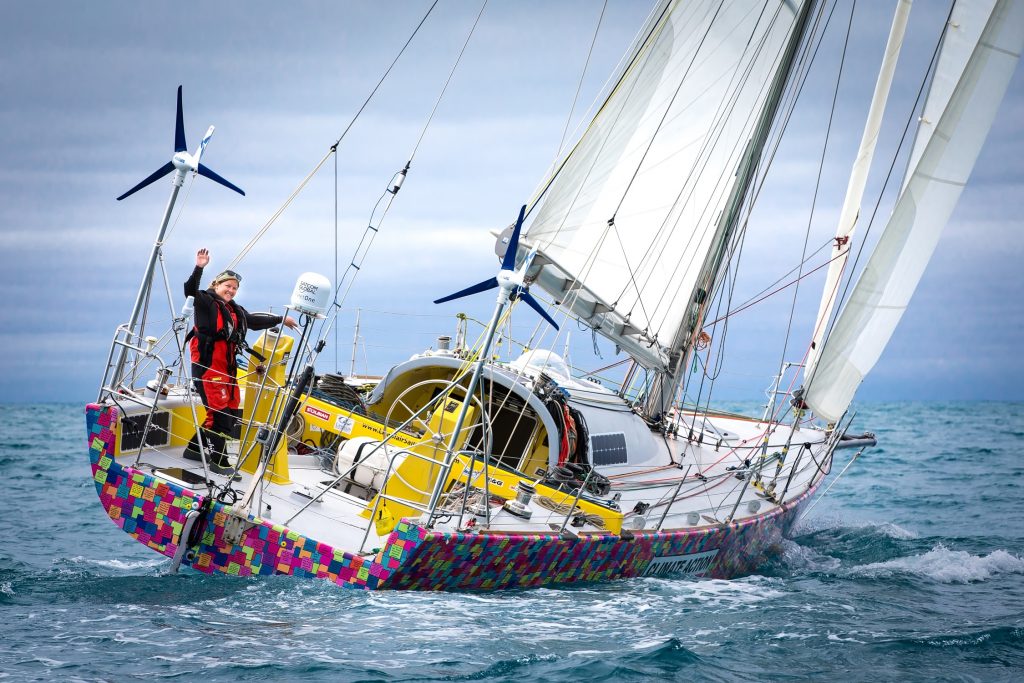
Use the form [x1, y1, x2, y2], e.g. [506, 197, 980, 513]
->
[107, 86, 244, 393]
[116, 85, 244, 201]
[433, 204, 558, 330]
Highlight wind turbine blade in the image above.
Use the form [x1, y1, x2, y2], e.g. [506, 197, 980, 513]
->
[518, 247, 538, 275]
[195, 125, 215, 165]
[517, 289, 559, 330]
[116, 161, 176, 201]
[174, 86, 187, 153]
[500, 204, 528, 272]
[434, 277, 499, 304]
[197, 164, 245, 196]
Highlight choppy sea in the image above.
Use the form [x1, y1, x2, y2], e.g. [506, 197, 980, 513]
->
[1, 402, 1022, 682]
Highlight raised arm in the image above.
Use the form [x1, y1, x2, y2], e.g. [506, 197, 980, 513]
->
[184, 248, 209, 297]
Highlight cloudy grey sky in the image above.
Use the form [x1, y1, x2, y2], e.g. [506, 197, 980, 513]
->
[1, 1, 1021, 405]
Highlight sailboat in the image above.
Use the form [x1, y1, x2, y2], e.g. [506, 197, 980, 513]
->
[86, 0, 1022, 590]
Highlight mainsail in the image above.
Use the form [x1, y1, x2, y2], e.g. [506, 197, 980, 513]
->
[522, 0, 810, 373]
[804, 0, 1024, 422]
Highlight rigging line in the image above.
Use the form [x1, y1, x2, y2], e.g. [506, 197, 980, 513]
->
[704, 247, 844, 327]
[228, 150, 334, 269]
[523, 0, 672, 227]
[227, 2, 439, 269]
[776, 0, 856, 382]
[331, 0, 439, 150]
[718, 238, 833, 318]
[631, 2, 789, 327]
[334, 148, 339, 373]
[608, 1, 728, 322]
[616, 0, 758, 294]
[319, 3, 488, 347]
[806, 1, 953, 396]
[671, 0, 836, 347]
[407, 0, 488, 163]
[608, 220, 654, 330]
[554, 0, 608, 161]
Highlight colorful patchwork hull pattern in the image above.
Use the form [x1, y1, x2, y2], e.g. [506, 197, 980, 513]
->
[88, 404, 811, 590]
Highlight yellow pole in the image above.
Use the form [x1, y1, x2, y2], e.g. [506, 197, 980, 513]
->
[239, 329, 295, 483]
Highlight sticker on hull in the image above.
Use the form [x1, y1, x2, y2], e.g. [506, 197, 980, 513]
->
[642, 549, 719, 577]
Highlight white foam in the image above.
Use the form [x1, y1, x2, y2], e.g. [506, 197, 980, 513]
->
[851, 546, 1024, 583]
[66, 555, 165, 571]
[795, 514, 918, 539]
[663, 576, 785, 608]
[0, 581, 13, 596]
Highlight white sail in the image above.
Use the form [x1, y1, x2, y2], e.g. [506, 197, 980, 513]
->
[523, 0, 808, 370]
[805, 0, 1024, 423]
[804, 0, 912, 379]
[902, 0, 1000, 194]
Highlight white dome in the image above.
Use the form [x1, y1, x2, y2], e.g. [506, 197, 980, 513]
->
[509, 349, 571, 379]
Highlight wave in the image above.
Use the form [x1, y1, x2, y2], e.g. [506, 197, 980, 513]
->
[873, 625, 1024, 655]
[64, 555, 167, 572]
[849, 545, 1024, 583]
[795, 514, 918, 540]
[782, 517, 922, 569]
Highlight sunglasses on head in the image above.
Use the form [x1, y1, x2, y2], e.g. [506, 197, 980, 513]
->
[214, 270, 242, 285]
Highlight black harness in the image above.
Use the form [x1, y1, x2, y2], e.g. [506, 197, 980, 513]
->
[186, 291, 250, 374]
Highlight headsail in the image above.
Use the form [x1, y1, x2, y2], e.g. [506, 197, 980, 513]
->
[520, 0, 809, 372]
[804, 0, 1023, 422]
[804, 0, 913, 378]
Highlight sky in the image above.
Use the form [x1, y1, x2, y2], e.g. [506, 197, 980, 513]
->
[1, 0, 1021, 406]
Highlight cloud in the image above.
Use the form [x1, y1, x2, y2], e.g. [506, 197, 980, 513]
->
[1, 2, 1021, 405]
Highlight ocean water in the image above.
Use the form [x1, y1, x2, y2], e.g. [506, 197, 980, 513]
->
[1, 402, 1022, 682]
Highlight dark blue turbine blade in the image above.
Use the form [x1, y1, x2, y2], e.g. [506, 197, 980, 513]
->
[434, 277, 499, 304]
[197, 164, 245, 196]
[175, 85, 187, 153]
[517, 289, 560, 330]
[501, 204, 528, 272]
[116, 161, 175, 201]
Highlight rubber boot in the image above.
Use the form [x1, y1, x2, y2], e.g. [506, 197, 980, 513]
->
[183, 432, 202, 462]
[205, 430, 240, 481]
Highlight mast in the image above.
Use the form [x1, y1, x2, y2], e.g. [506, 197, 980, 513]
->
[644, 0, 816, 419]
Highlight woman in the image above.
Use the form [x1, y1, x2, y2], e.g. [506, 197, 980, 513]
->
[183, 247, 298, 475]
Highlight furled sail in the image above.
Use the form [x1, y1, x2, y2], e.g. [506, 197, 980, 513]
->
[522, 0, 809, 371]
[804, 0, 1024, 423]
